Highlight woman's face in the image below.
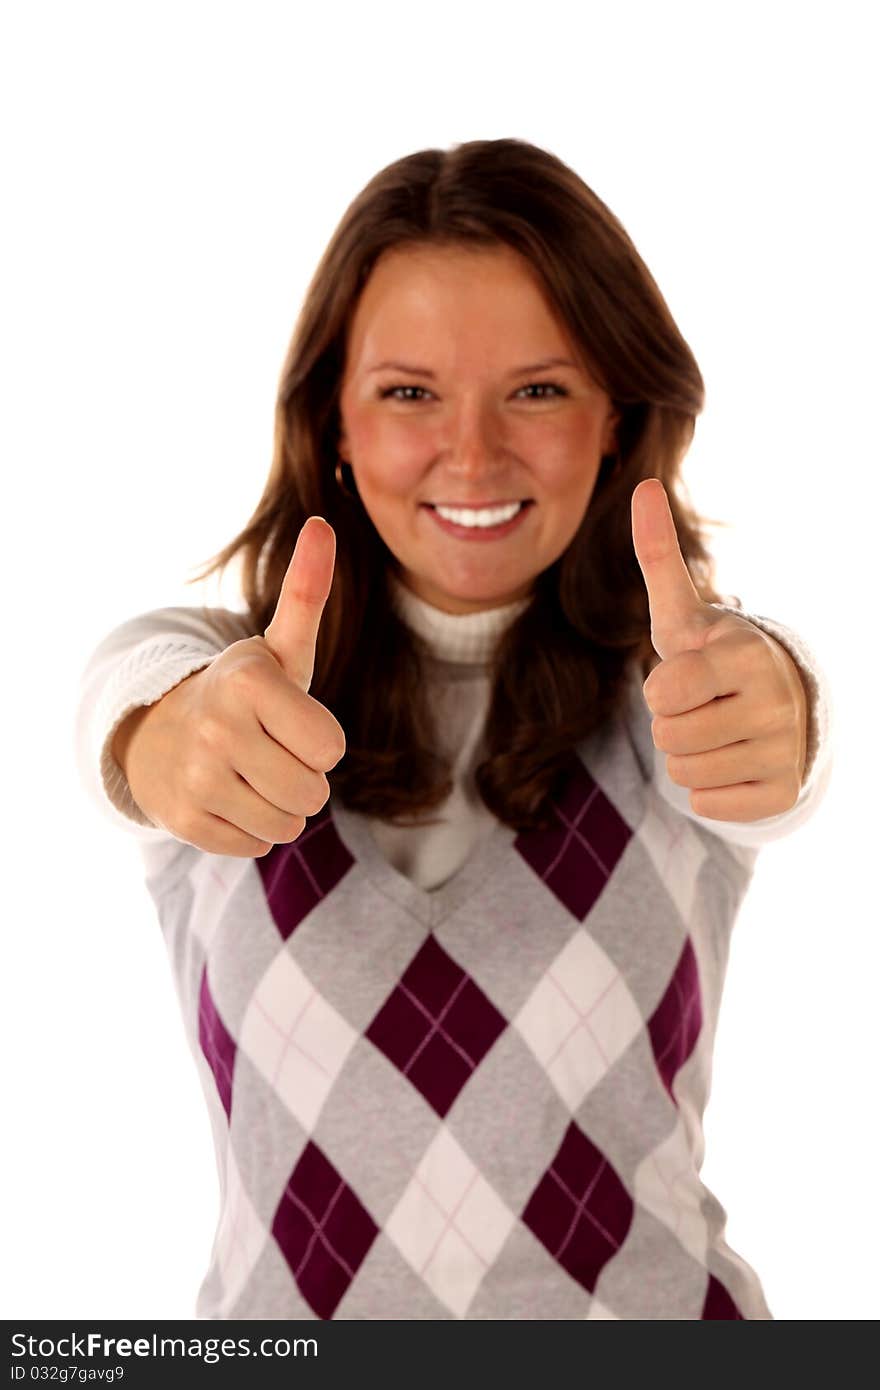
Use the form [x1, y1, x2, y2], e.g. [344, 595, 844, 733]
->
[337, 242, 620, 615]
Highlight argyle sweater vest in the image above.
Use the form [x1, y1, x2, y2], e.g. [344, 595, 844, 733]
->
[142, 672, 771, 1321]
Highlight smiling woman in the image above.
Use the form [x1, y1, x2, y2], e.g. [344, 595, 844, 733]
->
[335, 241, 621, 614]
[75, 136, 832, 1322]
[177, 139, 728, 833]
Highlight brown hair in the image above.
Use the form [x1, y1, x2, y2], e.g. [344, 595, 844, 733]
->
[188, 137, 728, 832]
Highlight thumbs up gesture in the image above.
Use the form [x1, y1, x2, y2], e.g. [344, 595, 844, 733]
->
[631, 479, 808, 823]
[114, 516, 347, 857]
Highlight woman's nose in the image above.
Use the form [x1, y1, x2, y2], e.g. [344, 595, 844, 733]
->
[443, 400, 504, 473]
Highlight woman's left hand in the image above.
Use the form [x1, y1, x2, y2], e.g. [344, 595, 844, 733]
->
[631, 478, 808, 823]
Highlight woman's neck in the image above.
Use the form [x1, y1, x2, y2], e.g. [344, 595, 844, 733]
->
[388, 572, 530, 665]
[387, 570, 656, 678]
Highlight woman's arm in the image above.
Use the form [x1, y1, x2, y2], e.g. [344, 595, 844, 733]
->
[73, 605, 256, 838]
[646, 602, 833, 846]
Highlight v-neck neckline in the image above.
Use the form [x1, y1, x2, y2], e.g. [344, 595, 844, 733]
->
[331, 801, 516, 930]
[326, 660, 649, 931]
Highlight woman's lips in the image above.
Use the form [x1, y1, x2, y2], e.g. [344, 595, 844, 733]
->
[420, 500, 534, 541]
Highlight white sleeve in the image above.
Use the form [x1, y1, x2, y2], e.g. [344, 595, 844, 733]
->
[647, 600, 834, 848]
[73, 605, 256, 841]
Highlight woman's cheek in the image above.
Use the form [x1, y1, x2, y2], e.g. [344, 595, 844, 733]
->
[521, 423, 586, 482]
[377, 423, 438, 487]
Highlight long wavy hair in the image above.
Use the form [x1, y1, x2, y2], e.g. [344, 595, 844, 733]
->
[188, 137, 728, 832]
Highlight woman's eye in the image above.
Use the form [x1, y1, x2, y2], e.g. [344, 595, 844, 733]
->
[516, 382, 567, 400]
[380, 385, 431, 402]
[380, 382, 567, 402]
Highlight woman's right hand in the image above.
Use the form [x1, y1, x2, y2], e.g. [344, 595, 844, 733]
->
[112, 517, 346, 857]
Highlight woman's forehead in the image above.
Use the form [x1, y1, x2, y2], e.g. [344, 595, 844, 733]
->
[345, 244, 572, 362]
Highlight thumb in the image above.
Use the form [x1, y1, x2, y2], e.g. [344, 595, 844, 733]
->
[263, 516, 337, 692]
[631, 477, 711, 660]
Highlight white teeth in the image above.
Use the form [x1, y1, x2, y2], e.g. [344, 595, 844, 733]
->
[433, 501, 524, 527]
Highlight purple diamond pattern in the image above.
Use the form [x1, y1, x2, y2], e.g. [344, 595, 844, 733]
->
[257, 804, 354, 940]
[272, 1140, 379, 1319]
[198, 964, 237, 1121]
[365, 934, 507, 1118]
[702, 1272, 745, 1319]
[179, 741, 768, 1317]
[514, 753, 632, 920]
[647, 936, 703, 1100]
[522, 1121, 634, 1293]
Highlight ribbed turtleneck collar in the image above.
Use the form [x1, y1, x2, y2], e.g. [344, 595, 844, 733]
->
[388, 571, 531, 665]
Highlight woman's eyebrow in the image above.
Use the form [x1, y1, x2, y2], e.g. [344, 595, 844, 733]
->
[366, 356, 579, 377]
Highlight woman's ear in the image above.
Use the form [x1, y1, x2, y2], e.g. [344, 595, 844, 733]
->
[602, 404, 621, 457]
[335, 396, 351, 459]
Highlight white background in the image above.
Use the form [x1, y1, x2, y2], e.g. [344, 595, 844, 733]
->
[2, 0, 876, 1321]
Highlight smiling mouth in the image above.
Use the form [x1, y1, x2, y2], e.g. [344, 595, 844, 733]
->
[419, 498, 535, 539]
[421, 499, 534, 509]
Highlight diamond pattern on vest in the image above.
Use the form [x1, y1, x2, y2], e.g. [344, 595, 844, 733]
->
[186, 733, 759, 1320]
